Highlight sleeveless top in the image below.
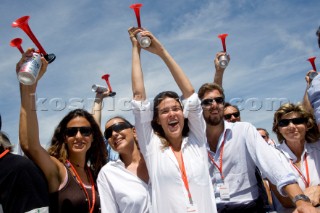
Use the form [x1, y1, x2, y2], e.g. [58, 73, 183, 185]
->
[49, 165, 100, 213]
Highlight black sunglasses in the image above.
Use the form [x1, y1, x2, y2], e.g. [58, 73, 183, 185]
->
[65, 127, 92, 137]
[224, 112, 240, 120]
[278, 117, 307, 127]
[201, 97, 224, 106]
[104, 122, 133, 140]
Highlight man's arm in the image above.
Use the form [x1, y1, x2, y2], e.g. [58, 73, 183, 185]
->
[213, 52, 229, 87]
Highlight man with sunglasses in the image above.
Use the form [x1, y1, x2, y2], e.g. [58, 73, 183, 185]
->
[197, 82, 317, 213]
[223, 102, 241, 123]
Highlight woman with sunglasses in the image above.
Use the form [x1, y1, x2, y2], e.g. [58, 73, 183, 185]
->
[270, 103, 320, 212]
[91, 92, 151, 213]
[129, 27, 217, 213]
[19, 48, 107, 213]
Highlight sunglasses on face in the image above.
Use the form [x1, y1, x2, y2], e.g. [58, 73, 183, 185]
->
[278, 117, 307, 127]
[104, 122, 133, 140]
[65, 127, 92, 137]
[224, 112, 240, 120]
[201, 97, 224, 107]
[261, 135, 267, 139]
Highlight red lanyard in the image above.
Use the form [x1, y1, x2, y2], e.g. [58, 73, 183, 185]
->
[290, 154, 310, 188]
[170, 147, 193, 205]
[0, 149, 9, 159]
[67, 160, 96, 213]
[208, 131, 227, 180]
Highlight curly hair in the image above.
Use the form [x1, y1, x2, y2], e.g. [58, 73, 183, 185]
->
[48, 109, 107, 179]
[151, 91, 189, 148]
[272, 103, 320, 143]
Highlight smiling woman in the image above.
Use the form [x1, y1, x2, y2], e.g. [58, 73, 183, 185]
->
[91, 88, 151, 213]
[129, 27, 217, 213]
[18, 48, 107, 213]
[269, 103, 320, 212]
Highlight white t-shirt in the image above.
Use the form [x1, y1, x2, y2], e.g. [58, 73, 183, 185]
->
[132, 93, 217, 213]
[97, 159, 151, 213]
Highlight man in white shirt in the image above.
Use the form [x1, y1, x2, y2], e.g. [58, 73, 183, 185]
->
[198, 82, 317, 213]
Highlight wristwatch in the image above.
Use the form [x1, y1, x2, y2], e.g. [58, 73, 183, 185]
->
[292, 194, 311, 204]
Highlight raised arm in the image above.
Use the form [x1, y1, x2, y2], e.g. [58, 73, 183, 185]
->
[302, 70, 315, 114]
[129, 27, 146, 101]
[19, 48, 62, 192]
[92, 91, 111, 126]
[138, 29, 194, 99]
[307, 71, 320, 132]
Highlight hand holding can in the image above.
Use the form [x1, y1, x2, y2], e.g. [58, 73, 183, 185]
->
[18, 51, 42, 85]
[136, 31, 151, 48]
[218, 54, 229, 69]
[218, 33, 229, 69]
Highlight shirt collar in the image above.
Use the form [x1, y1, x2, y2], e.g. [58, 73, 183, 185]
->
[278, 140, 309, 162]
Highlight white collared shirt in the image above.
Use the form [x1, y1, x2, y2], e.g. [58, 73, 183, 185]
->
[132, 93, 217, 213]
[272, 141, 320, 212]
[97, 159, 151, 213]
[277, 140, 320, 189]
[207, 121, 297, 206]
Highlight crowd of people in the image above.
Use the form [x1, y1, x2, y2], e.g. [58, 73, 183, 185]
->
[1, 25, 320, 213]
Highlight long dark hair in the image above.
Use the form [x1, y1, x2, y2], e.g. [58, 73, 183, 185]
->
[151, 91, 189, 148]
[48, 109, 107, 179]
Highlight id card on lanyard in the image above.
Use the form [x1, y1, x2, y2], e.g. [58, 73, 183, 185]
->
[208, 131, 230, 200]
[170, 147, 199, 212]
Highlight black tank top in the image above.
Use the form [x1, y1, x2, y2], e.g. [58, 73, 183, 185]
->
[49, 166, 101, 213]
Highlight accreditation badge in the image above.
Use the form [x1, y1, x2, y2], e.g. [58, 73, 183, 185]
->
[187, 203, 198, 212]
[218, 182, 230, 200]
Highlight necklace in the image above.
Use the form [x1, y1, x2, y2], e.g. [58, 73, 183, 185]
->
[66, 160, 96, 213]
[0, 149, 9, 159]
[69, 160, 85, 168]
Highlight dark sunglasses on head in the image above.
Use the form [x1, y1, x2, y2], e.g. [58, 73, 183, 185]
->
[278, 117, 307, 127]
[104, 122, 133, 140]
[201, 97, 224, 106]
[224, 112, 240, 120]
[65, 127, 92, 137]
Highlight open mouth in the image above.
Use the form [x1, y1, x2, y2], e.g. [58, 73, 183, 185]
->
[73, 142, 85, 149]
[168, 120, 179, 131]
[113, 138, 124, 148]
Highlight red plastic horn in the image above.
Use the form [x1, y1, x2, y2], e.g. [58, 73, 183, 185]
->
[218, 34, 228, 52]
[130, 3, 143, 28]
[10, 38, 24, 54]
[307, 57, 317, 71]
[12, 16, 56, 63]
[102, 74, 116, 96]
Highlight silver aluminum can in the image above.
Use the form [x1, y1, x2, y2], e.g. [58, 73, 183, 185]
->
[218, 55, 229, 69]
[136, 32, 151, 48]
[18, 52, 42, 85]
[92, 84, 108, 93]
[309, 72, 318, 81]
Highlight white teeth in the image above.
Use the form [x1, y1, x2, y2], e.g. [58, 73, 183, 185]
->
[168, 120, 178, 125]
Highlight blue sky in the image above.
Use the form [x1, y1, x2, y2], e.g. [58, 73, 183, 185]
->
[0, 0, 319, 151]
